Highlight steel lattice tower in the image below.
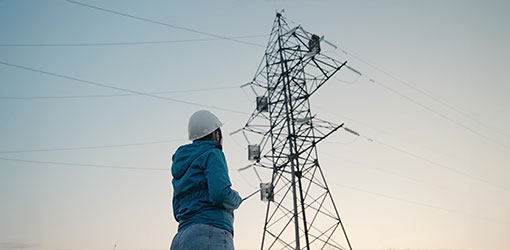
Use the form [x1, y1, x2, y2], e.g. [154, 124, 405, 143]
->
[235, 12, 354, 250]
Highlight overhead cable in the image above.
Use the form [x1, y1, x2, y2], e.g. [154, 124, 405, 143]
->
[339, 48, 509, 139]
[314, 105, 509, 192]
[370, 137, 509, 192]
[0, 35, 268, 47]
[315, 104, 483, 170]
[332, 183, 509, 225]
[0, 60, 250, 115]
[0, 139, 186, 154]
[322, 150, 510, 211]
[373, 77, 509, 149]
[64, 0, 265, 48]
[0, 157, 168, 171]
[322, 151, 450, 193]
[0, 86, 239, 100]
[335, 50, 509, 149]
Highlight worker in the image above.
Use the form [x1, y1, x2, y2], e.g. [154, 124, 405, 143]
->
[170, 110, 242, 250]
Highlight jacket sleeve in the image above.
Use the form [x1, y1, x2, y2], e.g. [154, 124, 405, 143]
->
[203, 149, 242, 210]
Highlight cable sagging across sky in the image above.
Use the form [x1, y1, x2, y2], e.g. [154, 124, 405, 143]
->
[0, 34, 268, 47]
[0, 139, 187, 154]
[0, 60, 250, 115]
[64, 0, 265, 48]
[0, 86, 240, 100]
[335, 50, 510, 150]
[0, 157, 168, 171]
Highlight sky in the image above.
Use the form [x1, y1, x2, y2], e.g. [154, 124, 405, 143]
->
[0, 0, 509, 250]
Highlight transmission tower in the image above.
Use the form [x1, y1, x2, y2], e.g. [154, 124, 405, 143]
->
[234, 12, 355, 250]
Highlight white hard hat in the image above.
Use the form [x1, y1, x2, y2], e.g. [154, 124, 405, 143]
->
[188, 110, 223, 141]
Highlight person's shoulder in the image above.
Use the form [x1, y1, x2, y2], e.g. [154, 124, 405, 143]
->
[202, 143, 225, 162]
[174, 142, 193, 153]
[186, 141, 222, 161]
[194, 141, 222, 151]
[205, 145, 224, 157]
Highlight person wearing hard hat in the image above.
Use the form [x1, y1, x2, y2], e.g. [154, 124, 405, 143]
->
[170, 110, 242, 250]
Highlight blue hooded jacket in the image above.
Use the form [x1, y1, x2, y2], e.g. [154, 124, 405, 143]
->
[171, 140, 242, 234]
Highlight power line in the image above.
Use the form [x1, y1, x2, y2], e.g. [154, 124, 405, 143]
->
[332, 182, 509, 225]
[64, 0, 265, 48]
[0, 138, 186, 154]
[314, 106, 508, 192]
[334, 50, 509, 150]
[314, 104, 509, 192]
[0, 157, 168, 171]
[0, 60, 250, 115]
[321, 147, 510, 212]
[372, 77, 509, 149]
[337, 48, 510, 140]
[321, 151, 448, 193]
[0, 86, 239, 100]
[0, 35, 268, 47]
[327, 119, 509, 191]
[369, 137, 509, 192]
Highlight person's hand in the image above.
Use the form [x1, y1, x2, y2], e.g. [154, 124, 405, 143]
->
[233, 190, 239, 196]
[232, 190, 242, 204]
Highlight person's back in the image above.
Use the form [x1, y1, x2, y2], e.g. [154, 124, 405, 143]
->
[170, 110, 242, 250]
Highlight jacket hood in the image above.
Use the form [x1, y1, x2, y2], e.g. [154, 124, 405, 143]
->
[172, 141, 222, 179]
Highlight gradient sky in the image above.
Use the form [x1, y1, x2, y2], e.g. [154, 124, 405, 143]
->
[1, 1, 509, 250]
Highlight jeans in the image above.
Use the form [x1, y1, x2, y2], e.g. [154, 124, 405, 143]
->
[170, 223, 234, 250]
